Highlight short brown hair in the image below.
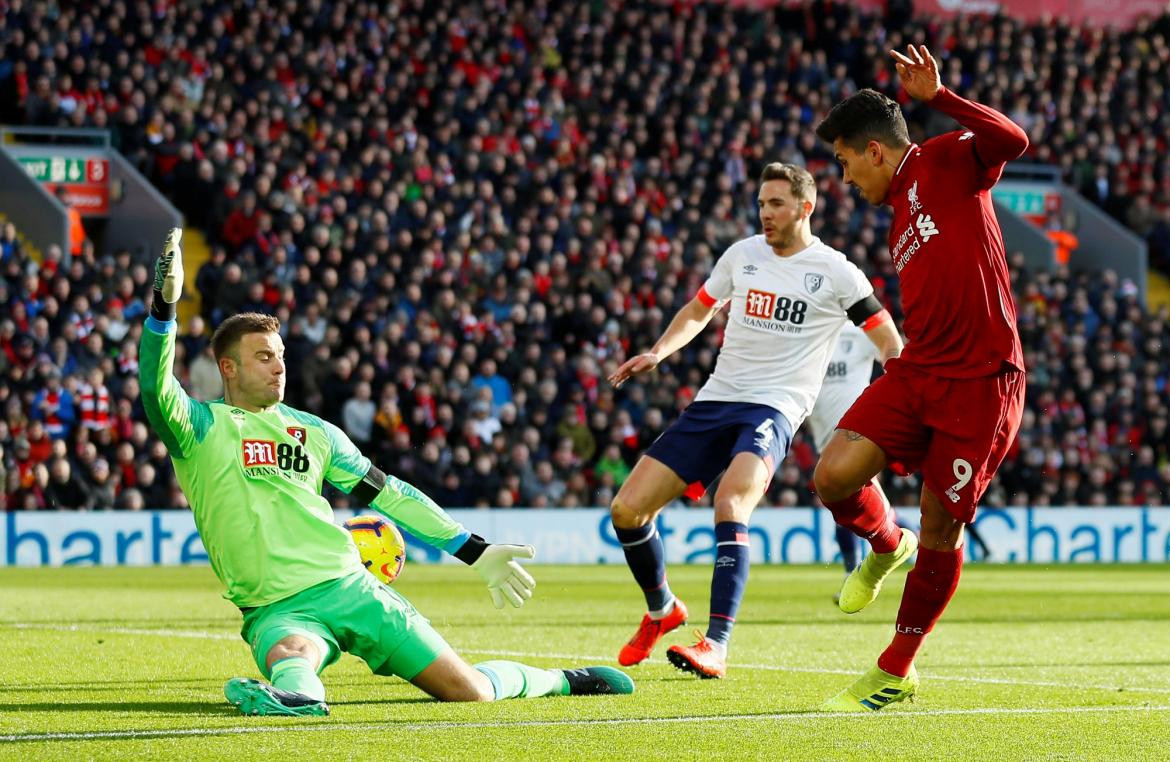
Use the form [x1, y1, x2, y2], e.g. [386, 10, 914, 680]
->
[815, 89, 910, 151]
[211, 313, 281, 361]
[759, 163, 816, 204]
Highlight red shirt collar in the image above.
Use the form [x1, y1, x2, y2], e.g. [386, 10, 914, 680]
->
[883, 143, 920, 206]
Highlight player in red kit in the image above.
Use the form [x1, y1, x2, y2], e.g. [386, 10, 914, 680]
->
[812, 45, 1028, 710]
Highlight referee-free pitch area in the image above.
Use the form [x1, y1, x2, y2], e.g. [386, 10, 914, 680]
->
[2, 563, 1168, 760]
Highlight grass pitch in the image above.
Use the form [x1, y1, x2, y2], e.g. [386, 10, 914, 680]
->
[2, 563, 1168, 760]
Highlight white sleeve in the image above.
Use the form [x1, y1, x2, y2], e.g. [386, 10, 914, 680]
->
[700, 245, 737, 305]
[835, 259, 874, 312]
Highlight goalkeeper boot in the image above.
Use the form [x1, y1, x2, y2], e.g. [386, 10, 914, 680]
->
[618, 597, 688, 666]
[666, 629, 727, 679]
[562, 666, 635, 695]
[224, 677, 329, 717]
[837, 528, 918, 614]
[821, 664, 919, 712]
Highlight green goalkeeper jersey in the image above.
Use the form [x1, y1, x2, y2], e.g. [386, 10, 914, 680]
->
[139, 317, 472, 608]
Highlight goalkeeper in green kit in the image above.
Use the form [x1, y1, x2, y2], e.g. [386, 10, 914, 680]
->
[140, 229, 633, 717]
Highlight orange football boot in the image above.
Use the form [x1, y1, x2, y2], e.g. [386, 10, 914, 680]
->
[617, 598, 689, 666]
[666, 629, 727, 679]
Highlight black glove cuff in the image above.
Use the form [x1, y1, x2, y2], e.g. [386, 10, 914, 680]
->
[150, 290, 176, 321]
[453, 534, 489, 565]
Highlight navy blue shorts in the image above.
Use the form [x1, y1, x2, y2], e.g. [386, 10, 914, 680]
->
[644, 401, 793, 500]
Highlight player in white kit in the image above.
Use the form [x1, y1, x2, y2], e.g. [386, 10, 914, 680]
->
[805, 322, 889, 580]
[606, 163, 903, 679]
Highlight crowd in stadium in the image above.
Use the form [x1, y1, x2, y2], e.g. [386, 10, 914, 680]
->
[1, 0, 1169, 512]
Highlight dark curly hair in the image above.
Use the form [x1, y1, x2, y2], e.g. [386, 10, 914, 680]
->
[815, 89, 910, 151]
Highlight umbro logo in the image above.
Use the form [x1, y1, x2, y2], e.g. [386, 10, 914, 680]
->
[715, 555, 737, 567]
[742, 264, 758, 275]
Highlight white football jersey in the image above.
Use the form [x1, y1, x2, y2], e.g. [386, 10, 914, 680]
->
[804, 322, 880, 451]
[694, 235, 873, 431]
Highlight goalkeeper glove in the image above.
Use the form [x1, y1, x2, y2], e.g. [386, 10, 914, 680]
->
[150, 227, 184, 321]
[455, 535, 537, 609]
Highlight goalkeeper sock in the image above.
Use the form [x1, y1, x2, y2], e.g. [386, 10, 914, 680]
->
[474, 660, 569, 699]
[269, 657, 326, 702]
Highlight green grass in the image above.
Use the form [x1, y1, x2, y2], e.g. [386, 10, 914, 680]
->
[2, 564, 1168, 760]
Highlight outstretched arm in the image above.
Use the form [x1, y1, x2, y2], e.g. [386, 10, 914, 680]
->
[323, 420, 536, 609]
[139, 229, 213, 458]
[608, 295, 720, 388]
[890, 45, 1028, 166]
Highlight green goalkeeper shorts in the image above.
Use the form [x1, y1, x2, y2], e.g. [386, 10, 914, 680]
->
[240, 570, 449, 681]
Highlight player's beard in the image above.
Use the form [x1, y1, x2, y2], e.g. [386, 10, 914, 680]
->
[769, 218, 800, 250]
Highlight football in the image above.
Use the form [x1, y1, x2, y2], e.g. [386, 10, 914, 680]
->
[344, 515, 407, 584]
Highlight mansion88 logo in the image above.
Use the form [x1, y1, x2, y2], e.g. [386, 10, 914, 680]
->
[744, 289, 808, 326]
[242, 439, 310, 474]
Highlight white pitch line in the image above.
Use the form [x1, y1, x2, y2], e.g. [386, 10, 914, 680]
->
[5, 622, 238, 641]
[3, 704, 1170, 744]
[457, 647, 1170, 695]
[6, 622, 1170, 696]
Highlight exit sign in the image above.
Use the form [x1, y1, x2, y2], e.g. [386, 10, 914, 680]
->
[992, 188, 1047, 215]
[18, 155, 110, 215]
[20, 155, 108, 183]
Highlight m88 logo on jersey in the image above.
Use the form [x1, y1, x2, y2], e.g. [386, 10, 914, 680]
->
[745, 289, 776, 319]
[745, 289, 808, 325]
[242, 439, 277, 467]
[242, 439, 310, 473]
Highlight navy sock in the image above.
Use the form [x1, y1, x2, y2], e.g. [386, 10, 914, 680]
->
[835, 524, 860, 573]
[614, 522, 673, 614]
[706, 521, 751, 646]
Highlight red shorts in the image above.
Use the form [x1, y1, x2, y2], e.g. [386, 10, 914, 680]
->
[837, 359, 1025, 523]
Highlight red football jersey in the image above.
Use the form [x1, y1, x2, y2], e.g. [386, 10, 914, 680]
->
[883, 87, 1027, 378]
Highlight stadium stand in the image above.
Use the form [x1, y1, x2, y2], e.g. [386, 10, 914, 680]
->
[1, 1, 1168, 510]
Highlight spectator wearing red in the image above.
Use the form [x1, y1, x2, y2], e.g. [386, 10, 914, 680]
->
[78, 367, 113, 432]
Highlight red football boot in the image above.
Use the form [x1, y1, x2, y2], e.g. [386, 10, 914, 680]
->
[617, 598, 689, 666]
[666, 630, 727, 679]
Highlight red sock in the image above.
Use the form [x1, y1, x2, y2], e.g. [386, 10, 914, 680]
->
[877, 546, 964, 677]
[821, 483, 901, 553]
